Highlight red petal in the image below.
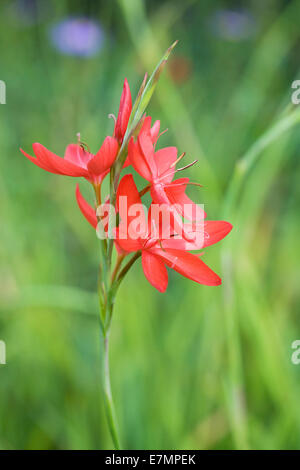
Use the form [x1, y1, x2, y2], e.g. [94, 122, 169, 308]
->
[33, 143, 89, 177]
[164, 178, 206, 220]
[114, 78, 132, 142]
[128, 137, 152, 181]
[87, 136, 118, 176]
[150, 183, 194, 242]
[20, 148, 61, 173]
[139, 117, 160, 144]
[64, 144, 93, 168]
[115, 240, 127, 255]
[150, 120, 160, 144]
[147, 203, 177, 240]
[116, 174, 147, 246]
[122, 155, 131, 168]
[139, 116, 152, 134]
[116, 174, 143, 209]
[162, 221, 233, 251]
[75, 186, 126, 255]
[155, 146, 177, 182]
[138, 131, 157, 178]
[202, 220, 233, 248]
[154, 248, 222, 286]
[142, 251, 168, 292]
[114, 229, 143, 253]
[75, 185, 97, 229]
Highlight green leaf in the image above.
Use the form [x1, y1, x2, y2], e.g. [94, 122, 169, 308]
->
[127, 40, 178, 134]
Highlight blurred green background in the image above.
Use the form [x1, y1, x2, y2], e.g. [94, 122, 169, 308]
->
[0, 0, 299, 450]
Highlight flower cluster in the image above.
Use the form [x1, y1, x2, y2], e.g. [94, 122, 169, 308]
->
[21, 77, 232, 293]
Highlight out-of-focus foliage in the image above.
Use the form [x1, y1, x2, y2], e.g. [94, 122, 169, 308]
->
[0, 0, 299, 449]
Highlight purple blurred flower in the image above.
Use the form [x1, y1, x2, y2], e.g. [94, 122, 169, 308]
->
[49, 17, 104, 57]
[209, 9, 257, 41]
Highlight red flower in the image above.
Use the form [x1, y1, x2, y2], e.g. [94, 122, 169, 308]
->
[114, 78, 132, 144]
[128, 119, 205, 239]
[115, 175, 232, 292]
[123, 115, 160, 168]
[21, 74, 233, 294]
[20, 136, 119, 185]
[139, 115, 161, 146]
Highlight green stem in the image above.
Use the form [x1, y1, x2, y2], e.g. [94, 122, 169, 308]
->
[111, 254, 125, 284]
[115, 252, 141, 287]
[104, 252, 141, 332]
[100, 328, 121, 450]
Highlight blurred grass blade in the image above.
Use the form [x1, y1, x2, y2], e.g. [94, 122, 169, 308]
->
[223, 105, 300, 217]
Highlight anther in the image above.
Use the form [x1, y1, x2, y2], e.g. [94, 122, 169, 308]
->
[170, 152, 186, 168]
[177, 159, 198, 172]
[76, 133, 91, 153]
[108, 114, 117, 126]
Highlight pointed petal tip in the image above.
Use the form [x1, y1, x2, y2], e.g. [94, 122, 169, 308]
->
[200, 272, 222, 287]
[32, 142, 42, 150]
[114, 77, 132, 142]
[156, 285, 168, 293]
[75, 184, 97, 229]
[221, 221, 234, 236]
[123, 78, 131, 94]
[123, 77, 131, 96]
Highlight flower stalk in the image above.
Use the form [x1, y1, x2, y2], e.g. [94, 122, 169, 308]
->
[21, 40, 234, 450]
[100, 318, 121, 449]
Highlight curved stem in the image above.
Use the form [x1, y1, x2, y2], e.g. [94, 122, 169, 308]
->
[104, 252, 141, 334]
[111, 254, 126, 284]
[101, 329, 121, 450]
[116, 251, 141, 285]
